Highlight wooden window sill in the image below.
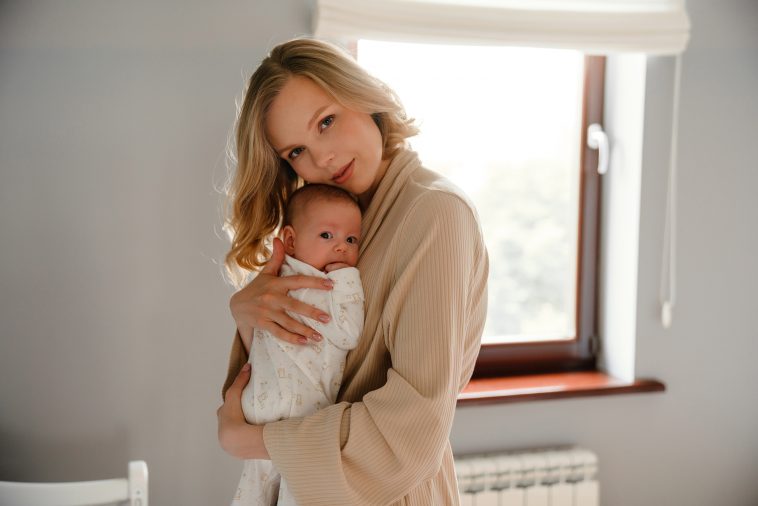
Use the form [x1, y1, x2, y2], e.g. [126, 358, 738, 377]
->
[457, 371, 665, 406]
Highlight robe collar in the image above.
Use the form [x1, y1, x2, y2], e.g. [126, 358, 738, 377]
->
[359, 148, 421, 257]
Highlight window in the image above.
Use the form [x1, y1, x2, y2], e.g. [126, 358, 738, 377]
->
[319, 0, 688, 386]
[357, 40, 605, 376]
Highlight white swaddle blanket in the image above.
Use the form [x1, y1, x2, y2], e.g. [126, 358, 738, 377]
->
[232, 254, 364, 506]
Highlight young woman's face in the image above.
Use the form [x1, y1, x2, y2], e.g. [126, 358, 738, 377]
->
[265, 76, 389, 203]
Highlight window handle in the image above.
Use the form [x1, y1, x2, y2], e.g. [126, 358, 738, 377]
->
[587, 123, 609, 175]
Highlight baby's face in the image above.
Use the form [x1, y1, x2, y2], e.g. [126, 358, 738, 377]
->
[284, 199, 361, 271]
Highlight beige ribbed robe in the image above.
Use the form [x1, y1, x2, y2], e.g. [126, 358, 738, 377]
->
[223, 149, 488, 505]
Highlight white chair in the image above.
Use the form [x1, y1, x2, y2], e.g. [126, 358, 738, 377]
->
[0, 460, 147, 506]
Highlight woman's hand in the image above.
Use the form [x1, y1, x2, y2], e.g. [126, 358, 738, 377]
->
[230, 238, 333, 350]
[217, 363, 269, 460]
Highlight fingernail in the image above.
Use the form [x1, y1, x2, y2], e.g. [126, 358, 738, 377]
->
[298, 337, 308, 344]
[319, 314, 330, 323]
[242, 363, 251, 372]
[312, 333, 322, 342]
[323, 280, 333, 288]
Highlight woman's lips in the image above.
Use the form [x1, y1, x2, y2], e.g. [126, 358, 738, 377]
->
[332, 160, 354, 185]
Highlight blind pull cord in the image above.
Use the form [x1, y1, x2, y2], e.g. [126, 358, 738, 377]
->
[660, 54, 682, 329]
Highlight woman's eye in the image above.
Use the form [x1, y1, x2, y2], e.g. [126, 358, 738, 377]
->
[347, 236, 359, 244]
[319, 115, 335, 131]
[320, 232, 333, 239]
[289, 147, 304, 160]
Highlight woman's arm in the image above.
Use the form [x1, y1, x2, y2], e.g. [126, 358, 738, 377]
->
[260, 192, 489, 505]
[216, 363, 270, 459]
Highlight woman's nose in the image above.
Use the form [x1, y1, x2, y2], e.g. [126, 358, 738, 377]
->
[311, 145, 335, 169]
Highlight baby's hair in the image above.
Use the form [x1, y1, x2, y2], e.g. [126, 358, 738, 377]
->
[284, 184, 361, 228]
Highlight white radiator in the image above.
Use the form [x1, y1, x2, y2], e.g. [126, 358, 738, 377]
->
[455, 447, 599, 506]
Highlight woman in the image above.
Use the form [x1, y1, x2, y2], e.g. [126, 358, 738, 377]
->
[217, 38, 488, 505]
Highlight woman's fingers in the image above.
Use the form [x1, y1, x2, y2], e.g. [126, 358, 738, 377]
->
[223, 363, 252, 403]
[232, 283, 329, 344]
[243, 290, 329, 333]
[263, 294, 331, 344]
[270, 307, 324, 342]
[259, 319, 315, 346]
[218, 364, 251, 456]
[228, 237, 335, 347]
[254, 277, 333, 325]
[281, 274, 334, 291]
[278, 292, 331, 324]
[229, 362, 252, 393]
[217, 363, 252, 457]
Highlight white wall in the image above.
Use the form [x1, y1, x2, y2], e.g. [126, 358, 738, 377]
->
[1, 1, 756, 505]
[453, 1, 758, 505]
[0, 1, 313, 504]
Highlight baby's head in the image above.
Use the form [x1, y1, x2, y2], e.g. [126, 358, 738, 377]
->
[281, 184, 362, 272]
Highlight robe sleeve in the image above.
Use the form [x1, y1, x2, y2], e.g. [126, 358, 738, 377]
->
[262, 191, 488, 505]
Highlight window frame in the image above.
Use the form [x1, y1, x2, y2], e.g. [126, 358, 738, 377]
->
[352, 42, 606, 378]
[473, 55, 606, 377]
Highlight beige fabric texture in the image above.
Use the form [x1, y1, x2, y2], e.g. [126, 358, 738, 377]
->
[222, 148, 489, 505]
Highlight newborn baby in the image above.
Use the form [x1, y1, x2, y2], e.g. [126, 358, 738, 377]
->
[232, 184, 365, 506]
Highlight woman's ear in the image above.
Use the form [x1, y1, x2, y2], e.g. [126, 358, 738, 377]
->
[281, 225, 297, 256]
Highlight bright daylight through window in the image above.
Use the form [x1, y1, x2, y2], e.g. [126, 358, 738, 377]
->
[358, 40, 585, 345]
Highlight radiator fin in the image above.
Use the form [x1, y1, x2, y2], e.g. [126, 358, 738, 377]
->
[455, 447, 599, 506]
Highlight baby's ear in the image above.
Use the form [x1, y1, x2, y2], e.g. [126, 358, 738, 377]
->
[281, 225, 297, 256]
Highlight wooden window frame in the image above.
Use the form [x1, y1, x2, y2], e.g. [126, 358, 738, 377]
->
[352, 40, 607, 379]
[473, 56, 606, 378]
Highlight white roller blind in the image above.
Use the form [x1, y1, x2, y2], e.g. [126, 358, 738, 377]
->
[314, 0, 690, 54]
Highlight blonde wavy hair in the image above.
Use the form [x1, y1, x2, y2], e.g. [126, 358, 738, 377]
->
[224, 38, 418, 287]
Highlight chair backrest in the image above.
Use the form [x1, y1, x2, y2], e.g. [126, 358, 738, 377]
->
[0, 460, 148, 506]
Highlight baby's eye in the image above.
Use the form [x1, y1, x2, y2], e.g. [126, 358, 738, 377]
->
[320, 232, 333, 239]
[346, 236, 359, 244]
[289, 147, 304, 160]
[319, 115, 335, 131]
